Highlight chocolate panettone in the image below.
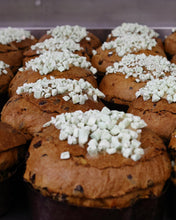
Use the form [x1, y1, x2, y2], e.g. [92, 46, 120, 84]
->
[24, 107, 171, 220]
[24, 25, 101, 63]
[0, 27, 37, 73]
[0, 121, 27, 215]
[128, 76, 176, 141]
[91, 23, 165, 74]
[99, 53, 176, 110]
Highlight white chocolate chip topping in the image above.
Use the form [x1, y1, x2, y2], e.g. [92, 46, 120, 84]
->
[60, 151, 70, 160]
[43, 107, 147, 161]
[31, 37, 83, 54]
[102, 35, 157, 57]
[0, 61, 9, 75]
[20, 51, 97, 75]
[0, 27, 34, 45]
[136, 76, 176, 103]
[16, 76, 105, 104]
[110, 23, 159, 38]
[47, 25, 88, 42]
[106, 54, 176, 82]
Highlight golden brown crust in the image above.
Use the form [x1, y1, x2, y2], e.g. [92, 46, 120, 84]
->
[24, 127, 171, 209]
[164, 32, 176, 56]
[99, 73, 146, 106]
[128, 97, 176, 140]
[1, 93, 104, 139]
[0, 67, 13, 94]
[91, 39, 166, 74]
[9, 67, 97, 97]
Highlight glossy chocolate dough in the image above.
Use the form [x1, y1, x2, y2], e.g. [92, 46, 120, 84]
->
[27, 183, 168, 220]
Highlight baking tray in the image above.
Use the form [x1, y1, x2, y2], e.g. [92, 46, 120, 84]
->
[0, 26, 174, 220]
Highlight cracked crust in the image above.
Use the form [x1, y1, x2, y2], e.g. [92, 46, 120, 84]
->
[128, 97, 176, 141]
[24, 127, 171, 209]
[9, 67, 98, 97]
[91, 38, 166, 74]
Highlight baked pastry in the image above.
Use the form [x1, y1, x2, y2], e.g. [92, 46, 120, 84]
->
[0, 121, 27, 215]
[128, 76, 176, 141]
[9, 50, 97, 97]
[24, 107, 171, 219]
[24, 25, 101, 63]
[0, 61, 13, 110]
[92, 23, 165, 75]
[2, 75, 104, 139]
[0, 27, 37, 73]
[99, 53, 176, 110]
[164, 30, 176, 57]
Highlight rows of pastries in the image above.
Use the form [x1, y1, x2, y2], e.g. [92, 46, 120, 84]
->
[0, 23, 175, 219]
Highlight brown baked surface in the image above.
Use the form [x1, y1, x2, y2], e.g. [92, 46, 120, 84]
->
[164, 32, 176, 56]
[91, 39, 166, 74]
[128, 97, 176, 141]
[169, 130, 176, 152]
[99, 73, 146, 106]
[0, 67, 13, 94]
[9, 67, 98, 97]
[0, 122, 27, 174]
[0, 37, 37, 73]
[24, 126, 171, 209]
[0, 50, 23, 73]
[1, 93, 104, 140]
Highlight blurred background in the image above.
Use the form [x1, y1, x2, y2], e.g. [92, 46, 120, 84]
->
[0, 0, 175, 29]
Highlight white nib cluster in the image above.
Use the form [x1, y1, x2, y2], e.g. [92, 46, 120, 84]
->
[47, 25, 88, 42]
[136, 76, 176, 103]
[43, 107, 147, 161]
[102, 35, 157, 57]
[106, 53, 176, 82]
[0, 27, 34, 45]
[31, 37, 83, 54]
[0, 61, 9, 75]
[16, 77, 105, 104]
[20, 51, 97, 75]
[110, 23, 159, 38]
